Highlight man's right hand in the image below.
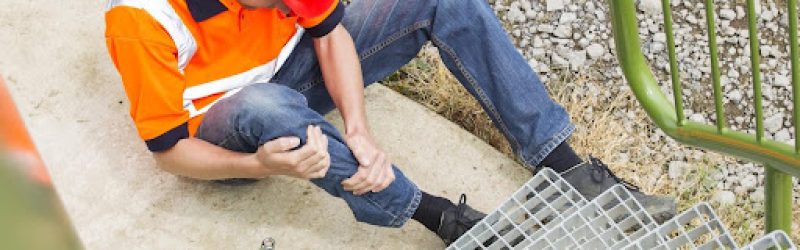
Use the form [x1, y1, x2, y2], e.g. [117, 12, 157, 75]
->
[253, 125, 330, 179]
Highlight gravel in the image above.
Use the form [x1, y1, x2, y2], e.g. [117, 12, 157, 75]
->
[489, 0, 799, 205]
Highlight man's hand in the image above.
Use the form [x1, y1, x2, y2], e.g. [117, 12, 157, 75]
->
[254, 125, 330, 179]
[342, 130, 395, 195]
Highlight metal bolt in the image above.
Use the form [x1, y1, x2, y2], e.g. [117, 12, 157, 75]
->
[260, 237, 275, 250]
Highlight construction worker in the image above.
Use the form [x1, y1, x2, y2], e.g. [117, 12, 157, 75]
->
[104, 0, 676, 244]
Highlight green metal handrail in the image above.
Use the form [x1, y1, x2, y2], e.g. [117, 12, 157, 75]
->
[609, 0, 799, 234]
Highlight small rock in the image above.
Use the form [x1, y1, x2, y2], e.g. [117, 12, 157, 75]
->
[728, 89, 743, 103]
[520, 0, 532, 10]
[736, 6, 746, 19]
[559, 12, 577, 24]
[638, 0, 662, 14]
[546, 0, 566, 11]
[740, 174, 757, 190]
[751, 187, 765, 202]
[568, 50, 587, 70]
[774, 74, 790, 87]
[507, 8, 526, 23]
[712, 190, 736, 205]
[553, 25, 572, 38]
[552, 54, 570, 67]
[668, 161, 685, 179]
[774, 129, 791, 143]
[586, 43, 606, 59]
[720, 9, 737, 20]
[653, 32, 667, 43]
[538, 24, 555, 34]
[689, 113, 706, 123]
[765, 113, 783, 133]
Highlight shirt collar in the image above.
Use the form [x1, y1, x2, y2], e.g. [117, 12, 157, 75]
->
[186, 0, 233, 22]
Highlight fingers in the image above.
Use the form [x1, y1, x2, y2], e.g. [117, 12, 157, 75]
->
[342, 167, 368, 192]
[298, 147, 328, 178]
[287, 125, 321, 164]
[352, 152, 386, 195]
[372, 158, 395, 193]
[260, 136, 301, 153]
[308, 155, 330, 179]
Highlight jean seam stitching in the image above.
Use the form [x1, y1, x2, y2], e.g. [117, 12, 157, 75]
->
[521, 124, 575, 168]
[388, 184, 421, 227]
[295, 19, 432, 94]
[430, 35, 524, 154]
[359, 19, 431, 61]
[361, 191, 404, 223]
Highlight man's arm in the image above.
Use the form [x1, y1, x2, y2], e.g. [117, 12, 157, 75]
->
[313, 24, 368, 135]
[313, 24, 395, 195]
[153, 138, 262, 180]
[153, 125, 329, 180]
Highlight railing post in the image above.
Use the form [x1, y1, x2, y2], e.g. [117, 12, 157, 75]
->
[765, 165, 793, 233]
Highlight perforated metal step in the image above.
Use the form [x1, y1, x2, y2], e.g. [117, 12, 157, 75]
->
[447, 168, 796, 250]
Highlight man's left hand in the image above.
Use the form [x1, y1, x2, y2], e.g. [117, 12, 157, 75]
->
[341, 130, 395, 195]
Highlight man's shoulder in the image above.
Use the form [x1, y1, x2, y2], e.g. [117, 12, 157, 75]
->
[105, 6, 173, 46]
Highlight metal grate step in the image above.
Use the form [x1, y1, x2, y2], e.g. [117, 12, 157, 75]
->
[448, 169, 796, 250]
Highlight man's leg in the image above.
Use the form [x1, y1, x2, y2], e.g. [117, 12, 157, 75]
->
[196, 83, 421, 228]
[273, 0, 573, 170]
[273, 0, 675, 222]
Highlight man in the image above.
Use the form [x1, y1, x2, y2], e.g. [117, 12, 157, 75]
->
[105, 0, 676, 245]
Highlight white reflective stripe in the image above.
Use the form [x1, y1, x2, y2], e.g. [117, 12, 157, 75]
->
[183, 87, 243, 118]
[107, 0, 197, 73]
[182, 28, 305, 117]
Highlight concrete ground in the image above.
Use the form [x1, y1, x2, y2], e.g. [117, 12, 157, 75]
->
[0, 1, 531, 249]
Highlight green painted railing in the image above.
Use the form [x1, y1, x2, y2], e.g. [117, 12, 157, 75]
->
[609, 0, 799, 234]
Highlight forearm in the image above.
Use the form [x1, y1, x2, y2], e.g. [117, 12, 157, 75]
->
[152, 137, 265, 180]
[313, 24, 368, 135]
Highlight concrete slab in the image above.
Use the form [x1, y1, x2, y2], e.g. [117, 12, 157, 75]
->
[0, 1, 530, 249]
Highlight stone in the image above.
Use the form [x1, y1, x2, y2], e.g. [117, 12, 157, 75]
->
[552, 54, 570, 67]
[507, 7, 526, 23]
[740, 174, 757, 190]
[553, 25, 572, 38]
[546, 0, 566, 11]
[774, 74, 790, 87]
[668, 161, 685, 179]
[586, 43, 606, 59]
[712, 190, 736, 205]
[653, 32, 667, 43]
[751, 187, 765, 202]
[538, 24, 555, 34]
[728, 89, 743, 103]
[559, 12, 577, 24]
[774, 129, 792, 143]
[568, 50, 587, 70]
[638, 0, 662, 14]
[720, 9, 737, 20]
[765, 113, 784, 133]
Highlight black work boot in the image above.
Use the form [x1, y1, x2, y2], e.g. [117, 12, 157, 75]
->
[560, 157, 677, 223]
[436, 194, 486, 245]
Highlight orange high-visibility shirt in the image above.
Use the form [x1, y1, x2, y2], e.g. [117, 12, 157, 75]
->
[105, 0, 342, 151]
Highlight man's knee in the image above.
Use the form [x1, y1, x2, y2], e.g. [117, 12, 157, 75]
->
[225, 84, 319, 145]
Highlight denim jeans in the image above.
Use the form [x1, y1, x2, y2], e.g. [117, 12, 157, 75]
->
[196, 0, 573, 228]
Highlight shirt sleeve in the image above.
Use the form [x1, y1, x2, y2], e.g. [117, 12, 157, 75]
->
[284, 0, 344, 37]
[105, 7, 190, 152]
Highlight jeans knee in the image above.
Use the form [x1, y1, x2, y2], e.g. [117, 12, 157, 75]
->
[226, 83, 318, 145]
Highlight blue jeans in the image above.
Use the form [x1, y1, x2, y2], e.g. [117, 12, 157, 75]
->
[196, 0, 573, 228]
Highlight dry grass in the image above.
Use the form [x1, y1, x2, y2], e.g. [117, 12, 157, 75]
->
[383, 47, 800, 244]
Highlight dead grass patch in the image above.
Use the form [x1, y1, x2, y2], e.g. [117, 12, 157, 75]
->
[383, 47, 800, 244]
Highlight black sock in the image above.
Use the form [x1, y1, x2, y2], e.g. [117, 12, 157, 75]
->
[412, 192, 455, 232]
[539, 141, 583, 173]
